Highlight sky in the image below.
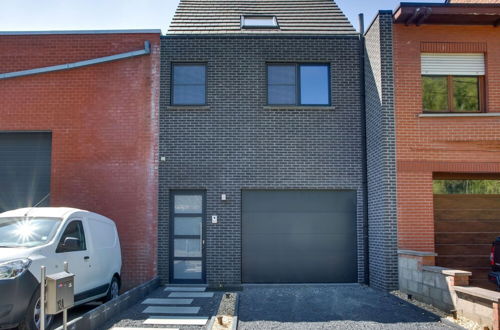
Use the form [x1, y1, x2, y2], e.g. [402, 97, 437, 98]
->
[0, 0, 446, 34]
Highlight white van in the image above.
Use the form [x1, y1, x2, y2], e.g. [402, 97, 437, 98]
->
[0, 207, 122, 330]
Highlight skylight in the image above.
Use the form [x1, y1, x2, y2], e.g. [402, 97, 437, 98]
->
[241, 16, 279, 29]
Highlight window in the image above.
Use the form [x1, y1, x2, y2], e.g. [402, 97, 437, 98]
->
[433, 180, 500, 194]
[241, 16, 278, 28]
[267, 64, 330, 106]
[56, 220, 86, 253]
[0, 217, 61, 248]
[172, 64, 206, 105]
[421, 53, 485, 113]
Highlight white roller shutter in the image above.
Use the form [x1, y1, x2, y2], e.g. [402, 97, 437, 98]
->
[421, 53, 485, 76]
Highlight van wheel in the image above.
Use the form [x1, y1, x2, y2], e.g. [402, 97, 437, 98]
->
[19, 287, 53, 330]
[103, 276, 120, 302]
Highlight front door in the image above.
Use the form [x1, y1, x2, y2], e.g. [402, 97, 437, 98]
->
[170, 191, 206, 283]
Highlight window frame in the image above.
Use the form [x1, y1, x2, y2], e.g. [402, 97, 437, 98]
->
[241, 15, 279, 29]
[55, 220, 87, 253]
[170, 62, 207, 106]
[266, 63, 331, 107]
[422, 74, 485, 113]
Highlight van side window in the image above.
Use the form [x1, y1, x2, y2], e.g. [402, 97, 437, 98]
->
[56, 220, 86, 253]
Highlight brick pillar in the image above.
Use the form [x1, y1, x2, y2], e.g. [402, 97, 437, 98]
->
[450, 274, 470, 287]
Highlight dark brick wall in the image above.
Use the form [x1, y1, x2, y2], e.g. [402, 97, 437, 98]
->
[364, 12, 399, 290]
[159, 36, 365, 287]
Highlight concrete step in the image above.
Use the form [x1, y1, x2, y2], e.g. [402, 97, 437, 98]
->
[142, 306, 200, 314]
[164, 286, 206, 292]
[168, 292, 214, 298]
[142, 298, 193, 305]
[143, 316, 209, 326]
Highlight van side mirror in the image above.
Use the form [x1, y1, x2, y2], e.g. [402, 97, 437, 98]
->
[62, 237, 80, 251]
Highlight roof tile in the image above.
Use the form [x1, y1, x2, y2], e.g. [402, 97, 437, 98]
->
[167, 0, 356, 35]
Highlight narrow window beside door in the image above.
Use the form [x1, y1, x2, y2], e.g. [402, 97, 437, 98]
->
[170, 191, 205, 283]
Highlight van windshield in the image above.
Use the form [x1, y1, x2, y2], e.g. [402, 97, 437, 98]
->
[0, 217, 62, 248]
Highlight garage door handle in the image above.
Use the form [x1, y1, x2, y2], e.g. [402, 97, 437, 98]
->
[84, 256, 90, 260]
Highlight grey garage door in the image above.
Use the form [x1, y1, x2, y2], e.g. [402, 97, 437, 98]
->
[242, 190, 357, 283]
[0, 133, 51, 213]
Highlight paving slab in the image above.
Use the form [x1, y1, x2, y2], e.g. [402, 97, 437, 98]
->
[142, 298, 193, 305]
[143, 316, 208, 326]
[142, 306, 200, 314]
[102, 286, 221, 330]
[164, 287, 206, 292]
[168, 292, 214, 298]
[113, 328, 179, 330]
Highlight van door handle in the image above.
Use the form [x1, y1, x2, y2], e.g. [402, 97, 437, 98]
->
[84, 256, 90, 260]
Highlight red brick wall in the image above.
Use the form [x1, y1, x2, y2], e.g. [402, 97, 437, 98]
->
[0, 33, 160, 289]
[393, 24, 500, 251]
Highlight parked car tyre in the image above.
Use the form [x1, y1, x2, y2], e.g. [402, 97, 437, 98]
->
[19, 287, 53, 330]
[103, 276, 120, 302]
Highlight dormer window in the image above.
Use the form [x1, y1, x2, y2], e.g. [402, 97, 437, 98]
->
[241, 15, 279, 29]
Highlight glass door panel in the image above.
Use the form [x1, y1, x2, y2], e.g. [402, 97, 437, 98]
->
[171, 191, 205, 282]
[174, 217, 201, 235]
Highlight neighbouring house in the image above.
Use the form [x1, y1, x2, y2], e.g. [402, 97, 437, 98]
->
[365, 0, 500, 292]
[159, 0, 397, 290]
[0, 30, 161, 289]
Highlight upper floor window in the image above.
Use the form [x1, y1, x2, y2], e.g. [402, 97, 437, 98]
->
[267, 64, 330, 106]
[421, 53, 485, 113]
[241, 16, 278, 29]
[172, 63, 206, 105]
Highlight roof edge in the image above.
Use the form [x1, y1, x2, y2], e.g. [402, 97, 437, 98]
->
[162, 33, 360, 39]
[365, 10, 393, 37]
[0, 29, 162, 36]
[399, 2, 500, 7]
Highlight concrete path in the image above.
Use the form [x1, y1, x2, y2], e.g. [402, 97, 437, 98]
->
[102, 286, 221, 330]
[237, 284, 457, 330]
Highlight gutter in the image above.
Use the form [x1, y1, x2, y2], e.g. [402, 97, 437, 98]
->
[0, 41, 151, 80]
[0, 29, 161, 35]
[358, 13, 370, 286]
[404, 7, 433, 26]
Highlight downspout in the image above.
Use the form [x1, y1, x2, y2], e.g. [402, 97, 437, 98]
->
[359, 13, 370, 286]
[0, 41, 151, 80]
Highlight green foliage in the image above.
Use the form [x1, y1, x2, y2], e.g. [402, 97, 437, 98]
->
[453, 77, 479, 112]
[423, 76, 448, 112]
[433, 180, 500, 194]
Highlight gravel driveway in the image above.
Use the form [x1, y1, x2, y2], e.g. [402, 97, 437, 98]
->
[237, 284, 457, 330]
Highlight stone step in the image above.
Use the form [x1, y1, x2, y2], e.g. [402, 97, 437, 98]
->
[113, 328, 179, 330]
[164, 286, 206, 292]
[168, 292, 214, 298]
[142, 306, 200, 314]
[142, 298, 193, 305]
[143, 316, 209, 326]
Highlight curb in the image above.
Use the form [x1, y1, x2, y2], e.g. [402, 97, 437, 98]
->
[54, 277, 160, 330]
[440, 317, 467, 330]
[232, 292, 240, 330]
[207, 292, 240, 330]
[206, 315, 216, 330]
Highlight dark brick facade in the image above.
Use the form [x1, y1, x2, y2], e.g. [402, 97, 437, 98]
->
[159, 36, 366, 287]
[364, 12, 399, 290]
